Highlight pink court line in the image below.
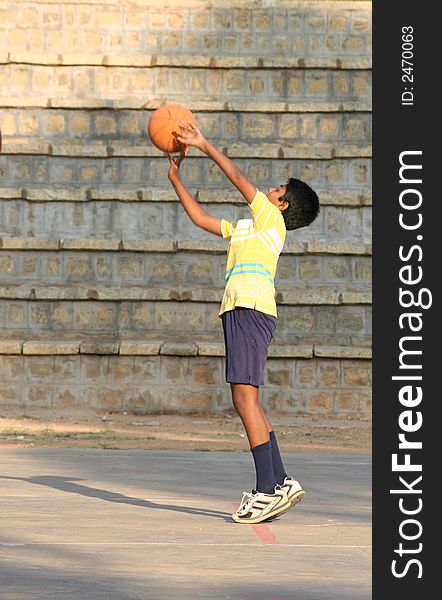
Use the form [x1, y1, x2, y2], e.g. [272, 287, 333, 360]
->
[232, 503, 280, 545]
[251, 523, 280, 545]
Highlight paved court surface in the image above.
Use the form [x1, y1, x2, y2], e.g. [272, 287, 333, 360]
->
[0, 449, 371, 599]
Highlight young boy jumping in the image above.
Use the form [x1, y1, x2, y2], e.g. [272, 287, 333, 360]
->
[168, 120, 319, 524]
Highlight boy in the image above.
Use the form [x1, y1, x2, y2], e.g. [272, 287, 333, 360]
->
[168, 120, 319, 524]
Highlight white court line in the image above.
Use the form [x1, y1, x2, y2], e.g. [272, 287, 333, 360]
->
[0, 542, 372, 548]
[0, 498, 371, 509]
[0, 498, 372, 511]
[0, 497, 371, 507]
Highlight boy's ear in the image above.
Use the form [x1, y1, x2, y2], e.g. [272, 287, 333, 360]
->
[279, 200, 289, 212]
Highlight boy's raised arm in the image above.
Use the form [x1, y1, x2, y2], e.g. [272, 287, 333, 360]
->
[177, 121, 257, 204]
[168, 152, 223, 237]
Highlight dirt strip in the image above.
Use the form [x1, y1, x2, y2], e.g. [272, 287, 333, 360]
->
[0, 407, 371, 452]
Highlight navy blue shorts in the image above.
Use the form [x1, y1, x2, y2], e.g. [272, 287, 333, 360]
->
[221, 307, 277, 387]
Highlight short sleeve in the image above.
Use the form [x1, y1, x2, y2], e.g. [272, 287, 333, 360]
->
[220, 219, 234, 239]
[249, 188, 279, 231]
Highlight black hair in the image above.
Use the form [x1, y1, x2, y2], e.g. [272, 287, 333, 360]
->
[280, 178, 320, 231]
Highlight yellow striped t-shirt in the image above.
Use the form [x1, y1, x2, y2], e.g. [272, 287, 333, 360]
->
[219, 188, 286, 318]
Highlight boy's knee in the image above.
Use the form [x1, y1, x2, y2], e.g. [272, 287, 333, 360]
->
[232, 394, 246, 411]
[231, 384, 258, 413]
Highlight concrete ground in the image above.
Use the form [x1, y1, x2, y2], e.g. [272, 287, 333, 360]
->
[0, 449, 371, 600]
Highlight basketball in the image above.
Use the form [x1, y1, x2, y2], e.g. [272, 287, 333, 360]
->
[148, 103, 197, 153]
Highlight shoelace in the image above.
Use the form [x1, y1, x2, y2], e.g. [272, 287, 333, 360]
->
[237, 491, 255, 512]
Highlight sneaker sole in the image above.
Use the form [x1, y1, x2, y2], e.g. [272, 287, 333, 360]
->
[231, 497, 291, 524]
[266, 490, 305, 520]
[287, 489, 306, 507]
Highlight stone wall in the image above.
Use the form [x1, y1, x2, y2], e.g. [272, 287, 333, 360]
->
[0, 0, 372, 415]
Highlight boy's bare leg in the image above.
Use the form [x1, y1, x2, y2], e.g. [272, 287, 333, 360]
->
[230, 383, 270, 447]
[260, 406, 273, 433]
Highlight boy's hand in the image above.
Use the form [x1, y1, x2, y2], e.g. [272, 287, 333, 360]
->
[167, 146, 187, 181]
[176, 121, 206, 151]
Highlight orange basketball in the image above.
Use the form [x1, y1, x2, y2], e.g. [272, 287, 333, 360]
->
[148, 103, 197, 153]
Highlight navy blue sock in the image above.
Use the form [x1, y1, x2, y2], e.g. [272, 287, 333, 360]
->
[251, 440, 277, 494]
[270, 430, 288, 485]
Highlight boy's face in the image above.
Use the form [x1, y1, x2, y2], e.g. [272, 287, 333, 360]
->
[266, 185, 288, 212]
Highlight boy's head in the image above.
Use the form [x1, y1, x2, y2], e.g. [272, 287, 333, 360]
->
[267, 178, 319, 230]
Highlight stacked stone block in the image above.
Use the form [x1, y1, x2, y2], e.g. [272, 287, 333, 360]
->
[0, 0, 372, 415]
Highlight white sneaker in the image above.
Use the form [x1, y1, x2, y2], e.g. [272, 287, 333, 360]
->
[280, 476, 305, 507]
[231, 487, 291, 524]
